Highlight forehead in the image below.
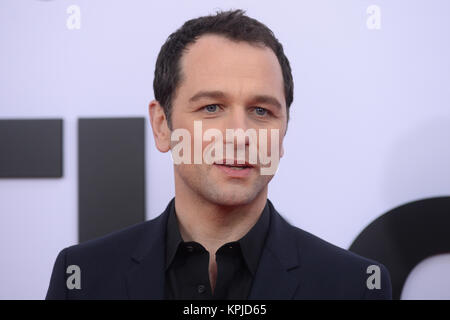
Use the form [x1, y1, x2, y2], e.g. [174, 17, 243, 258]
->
[177, 34, 285, 103]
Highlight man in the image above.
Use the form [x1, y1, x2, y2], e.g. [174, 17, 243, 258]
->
[46, 10, 392, 299]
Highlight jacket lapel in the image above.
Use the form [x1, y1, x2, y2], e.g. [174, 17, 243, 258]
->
[248, 200, 302, 299]
[126, 198, 173, 299]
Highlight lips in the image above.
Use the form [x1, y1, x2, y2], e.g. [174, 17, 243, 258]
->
[213, 160, 254, 169]
[213, 160, 255, 177]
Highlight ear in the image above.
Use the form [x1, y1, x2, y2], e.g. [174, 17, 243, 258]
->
[148, 100, 171, 153]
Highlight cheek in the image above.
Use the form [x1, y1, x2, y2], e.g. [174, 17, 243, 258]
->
[257, 126, 283, 155]
[174, 163, 205, 180]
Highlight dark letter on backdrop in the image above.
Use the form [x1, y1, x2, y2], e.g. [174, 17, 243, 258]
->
[78, 118, 146, 243]
[0, 119, 63, 178]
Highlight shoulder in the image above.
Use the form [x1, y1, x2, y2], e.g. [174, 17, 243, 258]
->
[271, 208, 392, 299]
[51, 212, 166, 280]
[64, 214, 164, 263]
[46, 201, 172, 300]
[46, 215, 164, 299]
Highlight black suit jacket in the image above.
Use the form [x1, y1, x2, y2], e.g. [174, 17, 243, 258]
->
[46, 198, 392, 299]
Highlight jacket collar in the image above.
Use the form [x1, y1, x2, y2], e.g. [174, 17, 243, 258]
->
[126, 197, 301, 299]
[248, 199, 302, 299]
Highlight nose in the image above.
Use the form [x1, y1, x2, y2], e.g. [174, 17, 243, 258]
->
[225, 105, 249, 130]
[219, 106, 258, 166]
[222, 106, 252, 145]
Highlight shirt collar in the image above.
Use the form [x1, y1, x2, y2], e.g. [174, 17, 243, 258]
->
[165, 198, 271, 275]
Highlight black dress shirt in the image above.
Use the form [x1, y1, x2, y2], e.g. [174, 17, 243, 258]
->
[164, 199, 271, 300]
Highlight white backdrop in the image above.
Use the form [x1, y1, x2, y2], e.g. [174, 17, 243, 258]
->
[1, 0, 449, 299]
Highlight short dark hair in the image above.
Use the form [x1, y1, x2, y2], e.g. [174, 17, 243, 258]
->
[153, 9, 294, 130]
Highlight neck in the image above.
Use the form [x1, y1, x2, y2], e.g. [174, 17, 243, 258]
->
[174, 180, 267, 255]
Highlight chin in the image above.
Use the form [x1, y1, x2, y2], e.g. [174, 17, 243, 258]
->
[202, 187, 260, 207]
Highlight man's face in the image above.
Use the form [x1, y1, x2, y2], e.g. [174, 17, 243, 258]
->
[169, 34, 287, 207]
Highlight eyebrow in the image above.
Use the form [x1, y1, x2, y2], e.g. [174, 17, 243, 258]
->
[189, 90, 227, 103]
[251, 94, 282, 110]
[189, 90, 282, 109]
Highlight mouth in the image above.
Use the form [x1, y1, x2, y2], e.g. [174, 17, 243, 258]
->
[213, 160, 254, 169]
[213, 160, 255, 177]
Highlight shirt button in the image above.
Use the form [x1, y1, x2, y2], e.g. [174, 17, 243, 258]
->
[186, 245, 194, 252]
[197, 284, 206, 294]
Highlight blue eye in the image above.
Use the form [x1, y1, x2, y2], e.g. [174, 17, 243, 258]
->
[255, 107, 268, 116]
[204, 104, 219, 113]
